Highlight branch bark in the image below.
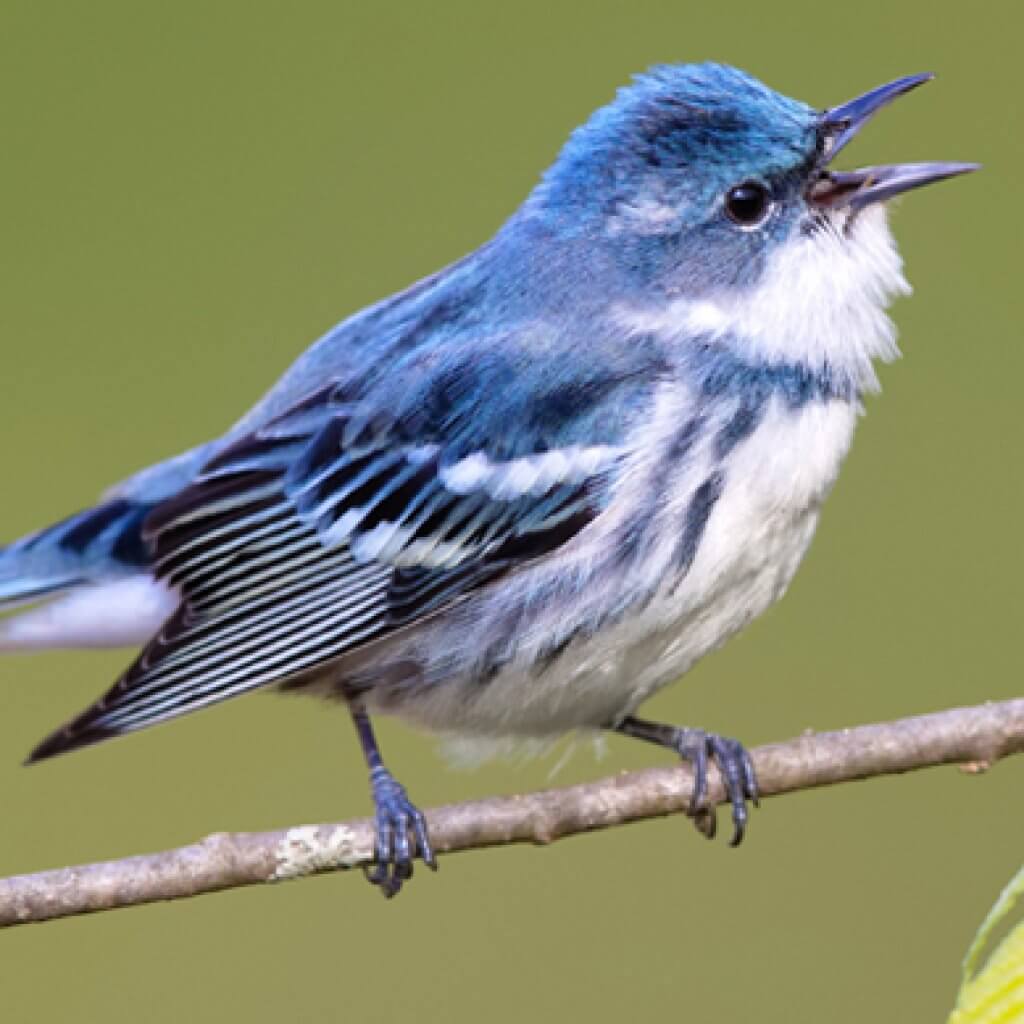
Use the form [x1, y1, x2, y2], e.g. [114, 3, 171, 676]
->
[2, 699, 1021, 927]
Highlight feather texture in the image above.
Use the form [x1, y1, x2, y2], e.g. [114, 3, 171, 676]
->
[26, 362, 633, 760]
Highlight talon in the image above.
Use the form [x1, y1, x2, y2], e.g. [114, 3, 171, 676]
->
[364, 766, 435, 898]
[412, 809, 438, 870]
[727, 801, 748, 847]
[741, 748, 761, 808]
[692, 805, 717, 840]
[613, 716, 759, 847]
[675, 729, 710, 814]
[676, 729, 758, 845]
[392, 810, 413, 880]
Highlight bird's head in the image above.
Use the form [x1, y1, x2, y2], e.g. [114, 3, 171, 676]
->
[528, 64, 977, 390]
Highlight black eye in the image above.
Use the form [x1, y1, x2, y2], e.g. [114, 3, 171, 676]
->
[724, 181, 771, 226]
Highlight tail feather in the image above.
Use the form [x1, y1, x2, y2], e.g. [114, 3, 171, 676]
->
[0, 576, 179, 651]
[0, 576, 83, 611]
[0, 499, 172, 653]
[0, 499, 153, 608]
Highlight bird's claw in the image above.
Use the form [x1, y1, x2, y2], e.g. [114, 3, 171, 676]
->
[673, 729, 759, 846]
[364, 767, 436, 898]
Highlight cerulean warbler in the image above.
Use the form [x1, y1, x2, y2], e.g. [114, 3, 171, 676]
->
[0, 64, 976, 896]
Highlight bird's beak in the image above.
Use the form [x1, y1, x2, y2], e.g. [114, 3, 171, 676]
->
[809, 73, 979, 211]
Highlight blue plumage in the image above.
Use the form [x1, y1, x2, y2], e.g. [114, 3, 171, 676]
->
[0, 500, 152, 607]
[1, 63, 976, 896]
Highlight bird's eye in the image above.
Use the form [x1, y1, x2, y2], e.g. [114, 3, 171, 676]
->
[724, 181, 771, 227]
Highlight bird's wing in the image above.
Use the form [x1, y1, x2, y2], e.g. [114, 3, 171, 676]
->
[29, 339, 651, 760]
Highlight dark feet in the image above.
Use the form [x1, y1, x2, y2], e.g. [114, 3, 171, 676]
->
[349, 707, 437, 898]
[673, 728, 759, 845]
[364, 765, 437, 898]
[615, 717, 759, 845]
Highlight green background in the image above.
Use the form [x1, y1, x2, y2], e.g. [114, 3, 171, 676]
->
[0, 2, 1019, 1020]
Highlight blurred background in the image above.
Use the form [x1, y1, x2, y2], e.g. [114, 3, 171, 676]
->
[0, 1, 1019, 1020]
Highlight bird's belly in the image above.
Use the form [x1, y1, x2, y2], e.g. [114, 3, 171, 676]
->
[369, 398, 855, 739]
[380, 501, 821, 740]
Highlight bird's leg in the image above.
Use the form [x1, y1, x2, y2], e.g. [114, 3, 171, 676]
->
[613, 715, 759, 846]
[349, 706, 436, 898]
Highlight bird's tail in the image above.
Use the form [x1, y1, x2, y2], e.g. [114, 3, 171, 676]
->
[0, 500, 178, 651]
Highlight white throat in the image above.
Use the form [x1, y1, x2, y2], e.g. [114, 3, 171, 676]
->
[620, 204, 911, 393]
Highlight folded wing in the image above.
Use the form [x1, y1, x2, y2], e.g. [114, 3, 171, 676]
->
[28, 376, 625, 761]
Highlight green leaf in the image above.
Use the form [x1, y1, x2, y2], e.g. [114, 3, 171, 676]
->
[949, 865, 1024, 1023]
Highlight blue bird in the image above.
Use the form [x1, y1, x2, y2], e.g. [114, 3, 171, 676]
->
[0, 64, 975, 896]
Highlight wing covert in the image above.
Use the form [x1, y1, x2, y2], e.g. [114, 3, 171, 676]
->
[29, 366, 631, 759]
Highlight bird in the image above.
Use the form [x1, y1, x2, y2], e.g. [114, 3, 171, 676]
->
[0, 63, 976, 896]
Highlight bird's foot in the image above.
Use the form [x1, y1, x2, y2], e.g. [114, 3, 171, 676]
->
[364, 766, 437, 898]
[614, 716, 760, 844]
[671, 728, 759, 846]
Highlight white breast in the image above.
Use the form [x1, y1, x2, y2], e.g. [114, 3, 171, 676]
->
[615, 396, 859, 706]
[540, 396, 859, 723]
[384, 395, 859, 741]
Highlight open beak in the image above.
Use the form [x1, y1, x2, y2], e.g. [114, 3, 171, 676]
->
[809, 73, 979, 211]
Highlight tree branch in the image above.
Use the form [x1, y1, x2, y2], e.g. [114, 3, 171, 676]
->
[1, 699, 1021, 927]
